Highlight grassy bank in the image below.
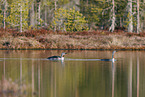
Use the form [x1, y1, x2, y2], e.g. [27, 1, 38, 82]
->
[0, 29, 145, 50]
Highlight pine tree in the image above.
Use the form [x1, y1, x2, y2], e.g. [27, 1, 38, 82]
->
[52, 7, 88, 32]
[7, 0, 29, 32]
[0, 1, 4, 27]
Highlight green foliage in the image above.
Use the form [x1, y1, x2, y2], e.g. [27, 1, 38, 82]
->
[6, 0, 29, 30]
[1, 0, 145, 32]
[88, 7, 102, 24]
[80, 0, 105, 28]
[37, 18, 44, 27]
[52, 7, 88, 32]
[58, 0, 69, 5]
[0, 8, 3, 26]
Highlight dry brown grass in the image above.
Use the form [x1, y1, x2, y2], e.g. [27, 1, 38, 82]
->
[0, 28, 145, 50]
[34, 34, 145, 50]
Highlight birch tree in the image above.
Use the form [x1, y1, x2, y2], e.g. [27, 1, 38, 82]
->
[0, 1, 3, 27]
[20, 0, 22, 32]
[128, 0, 133, 32]
[136, 0, 140, 33]
[37, 0, 41, 27]
[0, 0, 7, 28]
[7, 0, 29, 32]
[44, 1, 48, 26]
[109, 0, 115, 32]
[3, 0, 7, 29]
[41, 0, 52, 27]
[54, 0, 57, 31]
[0, 0, 144, 32]
[30, 0, 35, 28]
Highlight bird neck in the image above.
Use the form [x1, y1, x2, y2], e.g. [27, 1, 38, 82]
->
[112, 55, 114, 59]
[112, 52, 115, 62]
[112, 58, 115, 62]
[61, 57, 64, 60]
[112, 52, 115, 59]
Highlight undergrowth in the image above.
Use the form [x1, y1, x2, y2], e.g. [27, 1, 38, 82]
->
[0, 28, 145, 37]
[0, 28, 145, 50]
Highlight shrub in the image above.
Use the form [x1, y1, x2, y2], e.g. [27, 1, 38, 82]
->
[52, 7, 88, 32]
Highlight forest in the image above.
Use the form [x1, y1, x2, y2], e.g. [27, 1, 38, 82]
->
[0, 0, 145, 33]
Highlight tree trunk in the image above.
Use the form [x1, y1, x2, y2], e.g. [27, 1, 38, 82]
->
[137, 57, 139, 97]
[38, 1, 41, 25]
[74, 0, 80, 11]
[20, 0, 22, 32]
[55, 0, 57, 11]
[54, 0, 57, 31]
[3, 0, 7, 29]
[143, 0, 145, 31]
[109, 0, 115, 32]
[128, 57, 132, 97]
[45, 5, 47, 26]
[137, 0, 140, 33]
[30, 0, 35, 28]
[128, 0, 133, 33]
[120, 17, 122, 27]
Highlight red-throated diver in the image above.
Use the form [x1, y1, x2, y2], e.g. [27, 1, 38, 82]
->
[47, 52, 67, 60]
[101, 51, 116, 62]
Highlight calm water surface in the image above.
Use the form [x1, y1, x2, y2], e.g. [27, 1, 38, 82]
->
[0, 50, 145, 97]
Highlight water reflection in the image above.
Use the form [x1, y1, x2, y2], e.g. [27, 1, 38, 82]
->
[137, 57, 139, 97]
[112, 61, 115, 97]
[128, 56, 132, 97]
[0, 50, 144, 97]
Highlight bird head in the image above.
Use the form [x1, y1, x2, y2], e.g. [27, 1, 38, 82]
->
[61, 52, 67, 57]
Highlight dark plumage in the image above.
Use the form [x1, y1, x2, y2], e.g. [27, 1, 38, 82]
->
[101, 51, 117, 62]
[47, 56, 61, 60]
[101, 59, 113, 61]
[47, 52, 67, 60]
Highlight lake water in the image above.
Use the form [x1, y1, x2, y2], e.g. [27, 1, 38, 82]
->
[0, 50, 145, 97]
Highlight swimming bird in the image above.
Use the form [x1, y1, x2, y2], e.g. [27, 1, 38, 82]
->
[101, 51, 117, 62]
[47, 52, 67, 60]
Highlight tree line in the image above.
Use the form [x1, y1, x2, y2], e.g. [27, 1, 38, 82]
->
[0, 0, 145, 33]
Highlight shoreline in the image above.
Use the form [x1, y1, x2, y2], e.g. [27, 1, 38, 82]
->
[0, 29, 145, 50]
[0, 48, 144, 50]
